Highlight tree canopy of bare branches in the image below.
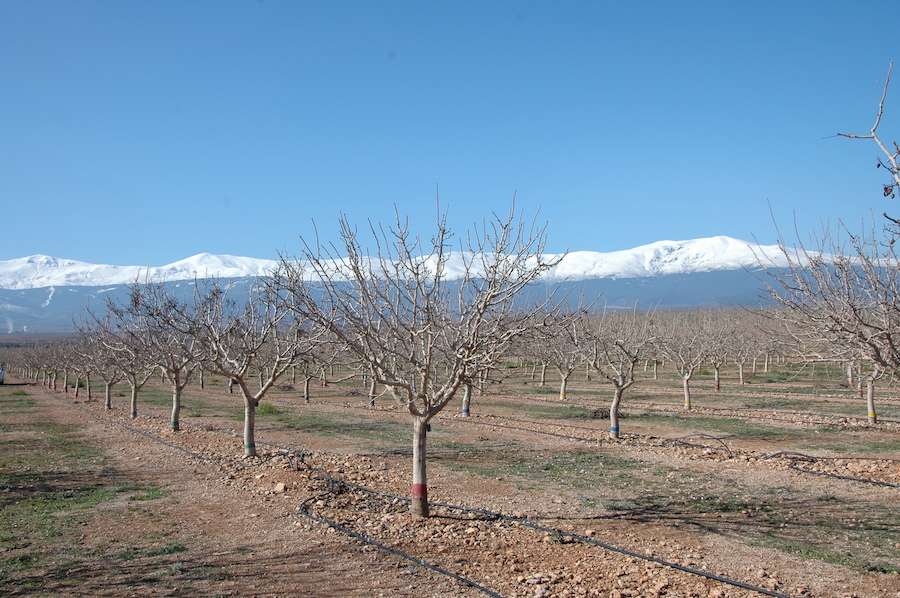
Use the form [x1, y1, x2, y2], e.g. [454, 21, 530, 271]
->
[577, 306, 655, 439]
[276, 205, 563, 517]
[761, 62, 900, 423]
[188, 278, 307, 456]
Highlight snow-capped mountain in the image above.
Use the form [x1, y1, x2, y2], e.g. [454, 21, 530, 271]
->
[545, 236, 784, 281]
[0, 237, 789, 334]
[0, 237, 784, 291]
[0, 253, 279, 291]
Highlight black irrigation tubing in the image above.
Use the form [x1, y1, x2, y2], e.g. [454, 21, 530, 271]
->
[297, 487, 504, 597]
[208, 433, 507, 597]
[50, 393, 212, 463]
[51, 390, 797, 598]
[454, 414, 602, 443]
[52, 395, 505, 597]
[765, 451, 900, 489]
[48, 388, 900, 597]
[626, 399, 900, 430]
[340, 402, 900, 492]
[228, 421, 796, 598]
[319, 478, 795, 598]
[663, 434, 734, 455]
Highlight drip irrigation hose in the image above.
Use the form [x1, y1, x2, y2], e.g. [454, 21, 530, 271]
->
[664, 433, 734, 455]
[302, 474, 795, 598]
[766, 451, 900, 488]
[215, 423, 798, 598]
[49, 388, 889, 598]
[55, 394, 211, 463]
[452, 413, 601, 443]
[297, 477, 504, 598]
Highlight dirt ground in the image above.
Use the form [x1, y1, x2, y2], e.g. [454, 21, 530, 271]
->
[2, 373, 899, 598]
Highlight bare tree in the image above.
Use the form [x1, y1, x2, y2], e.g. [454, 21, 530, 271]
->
[577, 307, 654, 439]
[530, 315, 582, 402]
[76, 307, 153, 414]
[277, 205, 562, 517]
[654, 308, 717, 410]
[188, 279, 304, 456]
[759, 224, 900, 424]
[729, 310, 769, 385]
[838, 63, 900, 221]
[755, 63, 900, 423]
[76, 321, 125, 411]
[96, 298, 157, 420]
[121, 282, 202, 431]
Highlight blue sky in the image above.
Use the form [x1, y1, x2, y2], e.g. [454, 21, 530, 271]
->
[1, 1, 898, 265]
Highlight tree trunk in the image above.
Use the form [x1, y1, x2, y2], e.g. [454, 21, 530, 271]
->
[411, 416, 429, 518]
[104, 382, 113, 410]
[738, 363, 745, 385]
[609, 385, 624, 440]
[682, 375, 692, 410]
[171, 386, 182, 431]
[866, 378, 877, 424]
[559, 374, 569, 401]
[199, 369, 205, 389]
[714, 367, 721, 391]
[130, 385, 138, 419]
[86, 374, 92, 400]
[244, 400, 257, 457]
[73, 374, 80, 397]
[461, 381, 472, 416]
[304, 376, 312, 404]
[368, 375, 376, 406]
[540, 363, 547, 386]
[63, 372, 69, 393]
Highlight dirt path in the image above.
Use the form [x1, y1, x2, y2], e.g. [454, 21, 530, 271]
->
[1, 381, 481, 597]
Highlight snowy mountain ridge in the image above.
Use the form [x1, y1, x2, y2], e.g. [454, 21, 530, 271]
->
[0, 236, 786, 291]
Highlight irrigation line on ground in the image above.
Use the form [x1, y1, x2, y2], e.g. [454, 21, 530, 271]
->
[40, 386, 802, 598]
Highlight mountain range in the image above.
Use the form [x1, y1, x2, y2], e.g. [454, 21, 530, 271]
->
[0, 236, 788, 334]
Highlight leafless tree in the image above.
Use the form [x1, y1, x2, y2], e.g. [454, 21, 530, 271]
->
[704, 308, 745, 392]
[654, 308, 718, 410]
[529, 315, 582, 402]
[729, 310, 770, 385]
[838, 62, 900, 227]
[577, 307, 655, 439]
[188, 278, 305, 456]
[757, 63, 900, 424]
[91, 297, 159, 420]
[758, 223, 900, 423]
[120, 282, 203, 431]
[276, 205, 562, 517]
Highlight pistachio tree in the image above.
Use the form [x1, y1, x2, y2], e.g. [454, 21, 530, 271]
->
[276, 206, 561, 517]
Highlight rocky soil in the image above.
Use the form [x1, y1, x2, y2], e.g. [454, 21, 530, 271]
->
[3, 377, 899, 597]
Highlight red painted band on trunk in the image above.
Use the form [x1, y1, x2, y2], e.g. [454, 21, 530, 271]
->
[411, 484, 427, 498]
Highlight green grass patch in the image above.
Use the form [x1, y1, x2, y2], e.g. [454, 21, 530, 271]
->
[255, 403, 283, 415]
[272, 410, 410, 447]
[0, 394, 209, 593]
